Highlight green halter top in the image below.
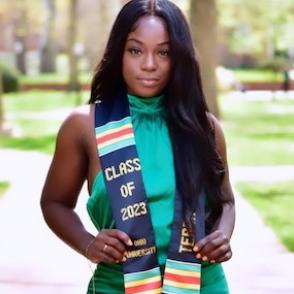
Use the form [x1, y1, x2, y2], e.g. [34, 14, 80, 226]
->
[86, 94, 229, 294]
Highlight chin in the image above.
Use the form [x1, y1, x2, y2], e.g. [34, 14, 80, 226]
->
[131, 88, 163, 98]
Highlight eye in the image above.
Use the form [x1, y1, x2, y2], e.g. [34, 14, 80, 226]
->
[128, 48, 142, 55]
[158, 49, 170, 57]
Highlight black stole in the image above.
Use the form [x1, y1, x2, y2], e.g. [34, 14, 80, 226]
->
[94, 93, 205, 294]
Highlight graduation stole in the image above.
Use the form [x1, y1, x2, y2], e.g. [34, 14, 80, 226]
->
[94, 93, 205, 294]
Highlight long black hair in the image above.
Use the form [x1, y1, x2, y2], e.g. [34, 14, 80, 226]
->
[89, 0, 228, 235]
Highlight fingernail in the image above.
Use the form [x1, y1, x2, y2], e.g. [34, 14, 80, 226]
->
[115, 260, 119, 263]
[128, 240, 133, 246]
[202, 256, 208, 261]
[124, 251, 128, 257]
[210, 260, 216, 263]
[122, 257, 127, 262]
[193, 245, 199, 252]
[196, 253, 201, 259]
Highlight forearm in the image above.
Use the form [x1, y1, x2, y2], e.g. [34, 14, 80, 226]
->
[41, 201, 94, 257]
[215, 202, 235, 240]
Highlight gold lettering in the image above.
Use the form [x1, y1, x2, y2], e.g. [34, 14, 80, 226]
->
[125, 159, 135, 173]
[120, 181, 135, 198]
[182, 227, 190, 237]
[133, 158, 141, 171]
[178, 223, 194, 253]
[119, 162, 127, 175]
[104, 158, 141, 182]
[105, 167, 113, 181]
[179, 244, 193, 253]
[112, 166, 119, 179]
[127, 246, 156, 258]
[134, 238, 147, 247]
[121, 202, 147, 221]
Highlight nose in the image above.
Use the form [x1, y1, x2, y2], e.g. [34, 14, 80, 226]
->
[141, 53, 157, 71]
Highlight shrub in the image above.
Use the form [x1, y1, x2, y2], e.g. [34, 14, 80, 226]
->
[0, 64, 19, 93]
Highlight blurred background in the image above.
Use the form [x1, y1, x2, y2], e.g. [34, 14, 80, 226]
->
[0, 0, 294, 293]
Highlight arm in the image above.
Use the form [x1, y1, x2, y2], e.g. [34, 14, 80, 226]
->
[40, 110, 95, 256]
[211, 114, 235, 241]
[193, 114, 235, 263]
[40, 109, 131, 264]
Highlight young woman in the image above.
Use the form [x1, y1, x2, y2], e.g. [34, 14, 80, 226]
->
[41, 0, 235, 293]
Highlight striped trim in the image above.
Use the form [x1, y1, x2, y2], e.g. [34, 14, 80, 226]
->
[162, 259, 201, 294]
[95, 117, 135, 156]
[125, 267, 162, 294]
[162, 285, 200, 294]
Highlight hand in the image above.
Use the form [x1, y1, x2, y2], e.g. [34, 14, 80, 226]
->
[193, 230, 232, 263]
[85, 229, 132, 264]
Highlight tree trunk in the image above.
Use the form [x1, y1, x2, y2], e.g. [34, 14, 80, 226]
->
[41, 0, 57, 73]
[0, 70, 4, 132]
[68, 0, 80, 94]
[190, 0, 220, 118]
[14, 7, 28, 74]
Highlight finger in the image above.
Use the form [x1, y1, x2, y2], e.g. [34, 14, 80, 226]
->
[215, 249, 232, 263]
[96, 251, 117, 263]
[197, 236, 225, 258]
[193, 230, 221, 252]
[205, 243, 230, 261]
[102, 243, 126, 261]
[200, 233, 230, 259]
[90, 243, 126, 264]
[107, 229, 133, 246]
[103, 235, 127, 255]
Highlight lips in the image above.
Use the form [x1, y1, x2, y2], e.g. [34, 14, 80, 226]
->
[137, 77, 159, 87]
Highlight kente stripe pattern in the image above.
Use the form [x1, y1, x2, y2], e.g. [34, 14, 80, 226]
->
[95, 117, 135, 156]
[124, 267, 162, 294]
[162, 259, 201, 294]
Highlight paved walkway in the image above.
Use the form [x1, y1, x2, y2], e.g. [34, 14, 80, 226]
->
[1, 148, 294, 293]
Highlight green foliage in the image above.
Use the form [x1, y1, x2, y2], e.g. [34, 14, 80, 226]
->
[0, 181, 10, 197]
[0, 135, 56, 154]
[237, 181, 294, 252]
[232, 69, 283, 82]
[218, 0, 294, 56]
[4, 90, 89, 112]
[220, 94, 294, 165]
[0, 64, 19, 93]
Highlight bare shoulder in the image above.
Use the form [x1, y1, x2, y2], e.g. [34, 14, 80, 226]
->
[60, 104, 93, 130]
[57, 104, 95, 143]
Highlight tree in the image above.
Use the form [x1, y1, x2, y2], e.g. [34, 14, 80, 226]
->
[11, 0, 46, 74]
[190, 0, 219, 117]
[218, 0, 294, 60]
[41, 0, 57, 72]
[68, 0, 79, 93]
[0, 69, 4, 133]
[14, 5, 28, 74]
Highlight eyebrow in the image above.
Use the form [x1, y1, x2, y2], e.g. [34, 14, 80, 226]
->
[126, 38, 170, 46]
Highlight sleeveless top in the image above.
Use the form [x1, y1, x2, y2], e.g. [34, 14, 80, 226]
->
[86, 94, 229, 294]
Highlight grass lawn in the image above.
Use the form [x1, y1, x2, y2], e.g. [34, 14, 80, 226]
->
[0, 90, 90, 153]
[0, 181, 10, 197]
[237, 181, 294, 252]
[220, 94, 294, 165]
[231, 69, 284, 83]
[20, 72, 92, 85]
[19, 70, 283, 85]
[1, 89, 294, 165]
[4, 90, 89, 112]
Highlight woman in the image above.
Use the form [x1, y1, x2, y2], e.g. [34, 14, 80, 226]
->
[41, 0, 235, 293]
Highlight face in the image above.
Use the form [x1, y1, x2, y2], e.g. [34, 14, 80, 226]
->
[122, 16, 171, 98]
